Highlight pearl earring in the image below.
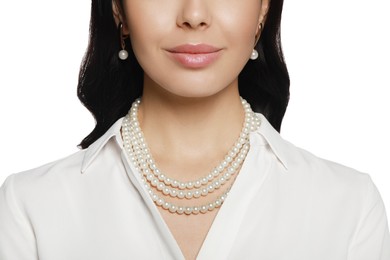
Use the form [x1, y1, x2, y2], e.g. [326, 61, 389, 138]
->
[250, 23, 263, 60]
[118, 23, 129, 60]
[250, 49, 259, 60]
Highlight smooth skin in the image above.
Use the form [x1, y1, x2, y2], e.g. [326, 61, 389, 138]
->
[113, 0, 269, 258]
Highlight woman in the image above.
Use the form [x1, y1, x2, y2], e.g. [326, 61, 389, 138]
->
[0, 0, 389, 259]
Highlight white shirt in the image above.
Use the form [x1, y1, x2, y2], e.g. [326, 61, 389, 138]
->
[1, 114, 389, 260]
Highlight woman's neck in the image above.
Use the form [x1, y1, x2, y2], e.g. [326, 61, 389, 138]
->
[138, 81, 244, 163]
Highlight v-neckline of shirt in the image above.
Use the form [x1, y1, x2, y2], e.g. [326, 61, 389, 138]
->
[121, 132, 272, 259]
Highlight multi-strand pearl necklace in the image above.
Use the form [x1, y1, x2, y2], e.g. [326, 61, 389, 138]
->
[121, 98, 260, 215]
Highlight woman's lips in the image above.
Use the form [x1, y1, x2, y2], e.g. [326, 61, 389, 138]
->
[166, 44, 222, 69]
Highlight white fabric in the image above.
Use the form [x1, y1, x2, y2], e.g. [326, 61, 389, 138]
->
[1, 114, 389, 260]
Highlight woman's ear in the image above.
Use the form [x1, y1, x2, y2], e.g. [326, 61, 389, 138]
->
[112, 0, 121, 26]
[112, 0, 129, 33]
[257, 0, 270, 34]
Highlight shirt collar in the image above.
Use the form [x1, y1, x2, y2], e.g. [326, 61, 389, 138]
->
[80, 113, 289, 173]
[255, 113, 289, 170]
[81, 118, 124, 173]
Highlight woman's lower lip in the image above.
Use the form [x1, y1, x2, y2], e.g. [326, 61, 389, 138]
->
[167, 51, 220, 69]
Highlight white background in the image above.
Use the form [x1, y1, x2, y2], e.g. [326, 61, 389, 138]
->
[0, 1, 389, 218]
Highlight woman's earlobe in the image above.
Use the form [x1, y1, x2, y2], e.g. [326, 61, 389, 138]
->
[256, 23, 264, 38]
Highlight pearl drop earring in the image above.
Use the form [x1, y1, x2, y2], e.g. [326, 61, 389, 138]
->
[250, 22, 263, 60]
[250, 49, 259, 60]
[118, 23, 129, 60]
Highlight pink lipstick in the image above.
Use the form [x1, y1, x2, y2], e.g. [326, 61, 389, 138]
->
[166, 44, 222, 69]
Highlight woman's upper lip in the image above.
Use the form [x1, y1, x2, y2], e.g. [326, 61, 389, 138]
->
[166, 44, 221, 54]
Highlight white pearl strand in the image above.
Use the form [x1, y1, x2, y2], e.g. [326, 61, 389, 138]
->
[121, 98, 260, 215]
[146, 143, 250, 199]
[128, 98, 259, 189]
[125, 101, 257, 199]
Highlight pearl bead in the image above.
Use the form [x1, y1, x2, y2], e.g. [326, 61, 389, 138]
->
[193, 207, 200, 214]
[151, 179, 158, 186]
[185, 192, 193, 199]
[157, 183, 164, 191]
[163, 202, 170, 210]
[170, 189, 178, 197]
[194, 190, 201, 198]
[119, 50, 129, 60]
[184, 207, 193, 215]
[200, 206, 208, 214]
[177, 207, 185, 214]
[156, 199, 164, 206]
[178, 191, 185, 199]
[169, 205, 177, 213]
[172, 180, 179, 187]
[162, 188, 170, 195]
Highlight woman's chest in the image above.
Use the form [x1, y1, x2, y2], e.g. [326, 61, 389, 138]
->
[159, 208, 219, 260]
